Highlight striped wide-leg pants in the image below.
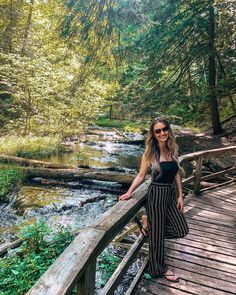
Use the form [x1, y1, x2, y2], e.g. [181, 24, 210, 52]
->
[145, 182, 189, 277]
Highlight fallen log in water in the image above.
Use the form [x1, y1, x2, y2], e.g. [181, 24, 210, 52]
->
[23, 167, 135, 185]
[0, 155, 76, 169]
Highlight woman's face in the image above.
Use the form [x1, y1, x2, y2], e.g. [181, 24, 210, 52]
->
[153, 122, 169, 143]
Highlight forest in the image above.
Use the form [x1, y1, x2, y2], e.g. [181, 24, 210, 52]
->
[0, 0, 235, 136]
[0, 0, 235, 294]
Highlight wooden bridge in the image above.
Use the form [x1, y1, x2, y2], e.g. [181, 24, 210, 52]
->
[27, 146, 236, 295]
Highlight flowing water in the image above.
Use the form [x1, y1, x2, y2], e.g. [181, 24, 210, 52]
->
[0, 128, 144, 244]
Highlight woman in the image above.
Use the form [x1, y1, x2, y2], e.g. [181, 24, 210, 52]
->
[119, 117, 189, 282]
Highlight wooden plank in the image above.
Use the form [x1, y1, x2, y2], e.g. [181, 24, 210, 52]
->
[165, 249, 236, 274]
[203, 190, 236, 203]
[165, 265, 236, 294]
[185, 216, 235, 233]
[167, 237, 236, 256]
[165, 242, 236, 267]
[183, 232, 236, 249]
[102, 235, 146, 294]
[193, 195, 236, 213]
[125, 256, 149, 295]
[186, 220, 236, 239]
[137, 282, 190, 295]
[206, 185, 235, 200]
[165, 256, 236, 283]
[208, 190, 236, 201]
[186, 207, 235, 225]
[185, 202, 235, 217]
[201, 167, 236, 181]
[200, 180, 235, 193]
[142, 277, 229, 295]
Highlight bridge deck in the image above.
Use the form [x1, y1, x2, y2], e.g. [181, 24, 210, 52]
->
[136, 183, 236, 295]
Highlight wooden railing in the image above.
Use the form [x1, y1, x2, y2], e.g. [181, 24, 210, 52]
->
[27, 146, 236, 295]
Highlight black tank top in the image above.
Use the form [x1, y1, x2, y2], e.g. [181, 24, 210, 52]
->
[154, 161, 179, 184]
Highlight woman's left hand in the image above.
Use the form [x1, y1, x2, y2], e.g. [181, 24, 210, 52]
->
[177, 197, 184, 212]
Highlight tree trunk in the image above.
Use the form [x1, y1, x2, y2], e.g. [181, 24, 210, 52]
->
[208, 5, 223, 135]
[21, 0, 34, 56]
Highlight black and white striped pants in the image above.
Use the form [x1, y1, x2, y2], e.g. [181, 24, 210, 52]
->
[145, 182, 189, 277]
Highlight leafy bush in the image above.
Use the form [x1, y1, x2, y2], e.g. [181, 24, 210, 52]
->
[0, 168, 22, 201]
[0, 136, 65, 159]
[97, 250, 120, 285]
[0, 221, 73, 295]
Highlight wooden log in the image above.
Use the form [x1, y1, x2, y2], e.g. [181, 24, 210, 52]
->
[23, 167, 136, 185]
[0, 154, 76, 169]
[102, 234, 146, 295]
[0, 239, 22, 256]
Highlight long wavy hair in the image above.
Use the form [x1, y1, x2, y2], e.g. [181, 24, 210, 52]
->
[144, 117, 184, 178]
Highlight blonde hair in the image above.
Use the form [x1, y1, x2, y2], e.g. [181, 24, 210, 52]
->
[144, 117, 184, 178]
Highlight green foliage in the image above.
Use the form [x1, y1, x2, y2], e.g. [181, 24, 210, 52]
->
[97, 250, 120, 284]
[96, 116, 141, 132]
[0, 168, 21, 201]
[0, 221, 73, 295]
[143, 272, 152, 280]
[0, 136, 64, 159]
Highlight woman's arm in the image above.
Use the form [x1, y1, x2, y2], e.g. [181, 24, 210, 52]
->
[119, 154, 149, 201]
[175, 171, 184, 212]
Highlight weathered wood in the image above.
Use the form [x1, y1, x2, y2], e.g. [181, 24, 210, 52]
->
[168, 237, 235, 256]
[194, 155, 203, 195]
[125, 256, 149, 295]
[179, 146, 236, 164]
[200, 179, 235, 192]
[165, 242, 236, 266]
[77, 258, 96, 295]
[113, 224, 139, 243]
[0, 239, 22, 256]
[102, 234, 146, 294]
[0, 154, 76, 169]
[23, 167, 136, 185]
[183, 233, 236, 250]
[187, 219, 236, 238]
[164, 256, 236, 283]
[201, 166, 236, 181]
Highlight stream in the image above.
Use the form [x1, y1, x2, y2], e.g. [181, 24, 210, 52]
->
[0, 127, 144, 244]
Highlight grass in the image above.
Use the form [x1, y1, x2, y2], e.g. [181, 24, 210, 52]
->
[0, 166, 22, 201]
[0, 136, 65, 159]
[95, 116, 142, 133]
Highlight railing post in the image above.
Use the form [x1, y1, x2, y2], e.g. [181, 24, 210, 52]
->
[194, 156, 203, 195]
[77, 258, 97, 295]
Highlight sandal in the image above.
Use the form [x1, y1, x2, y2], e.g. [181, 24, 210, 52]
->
[134, 216, 148, 237]
[163, 270, 179, 283]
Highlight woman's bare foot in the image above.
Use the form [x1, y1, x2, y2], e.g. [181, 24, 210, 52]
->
[141, 215, 148, 237]
[163, 269, 179, 282]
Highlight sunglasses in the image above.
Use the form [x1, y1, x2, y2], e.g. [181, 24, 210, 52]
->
[154, 126, 169, 134]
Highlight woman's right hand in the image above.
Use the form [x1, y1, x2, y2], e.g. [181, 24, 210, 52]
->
[119, 193, 131, 201]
